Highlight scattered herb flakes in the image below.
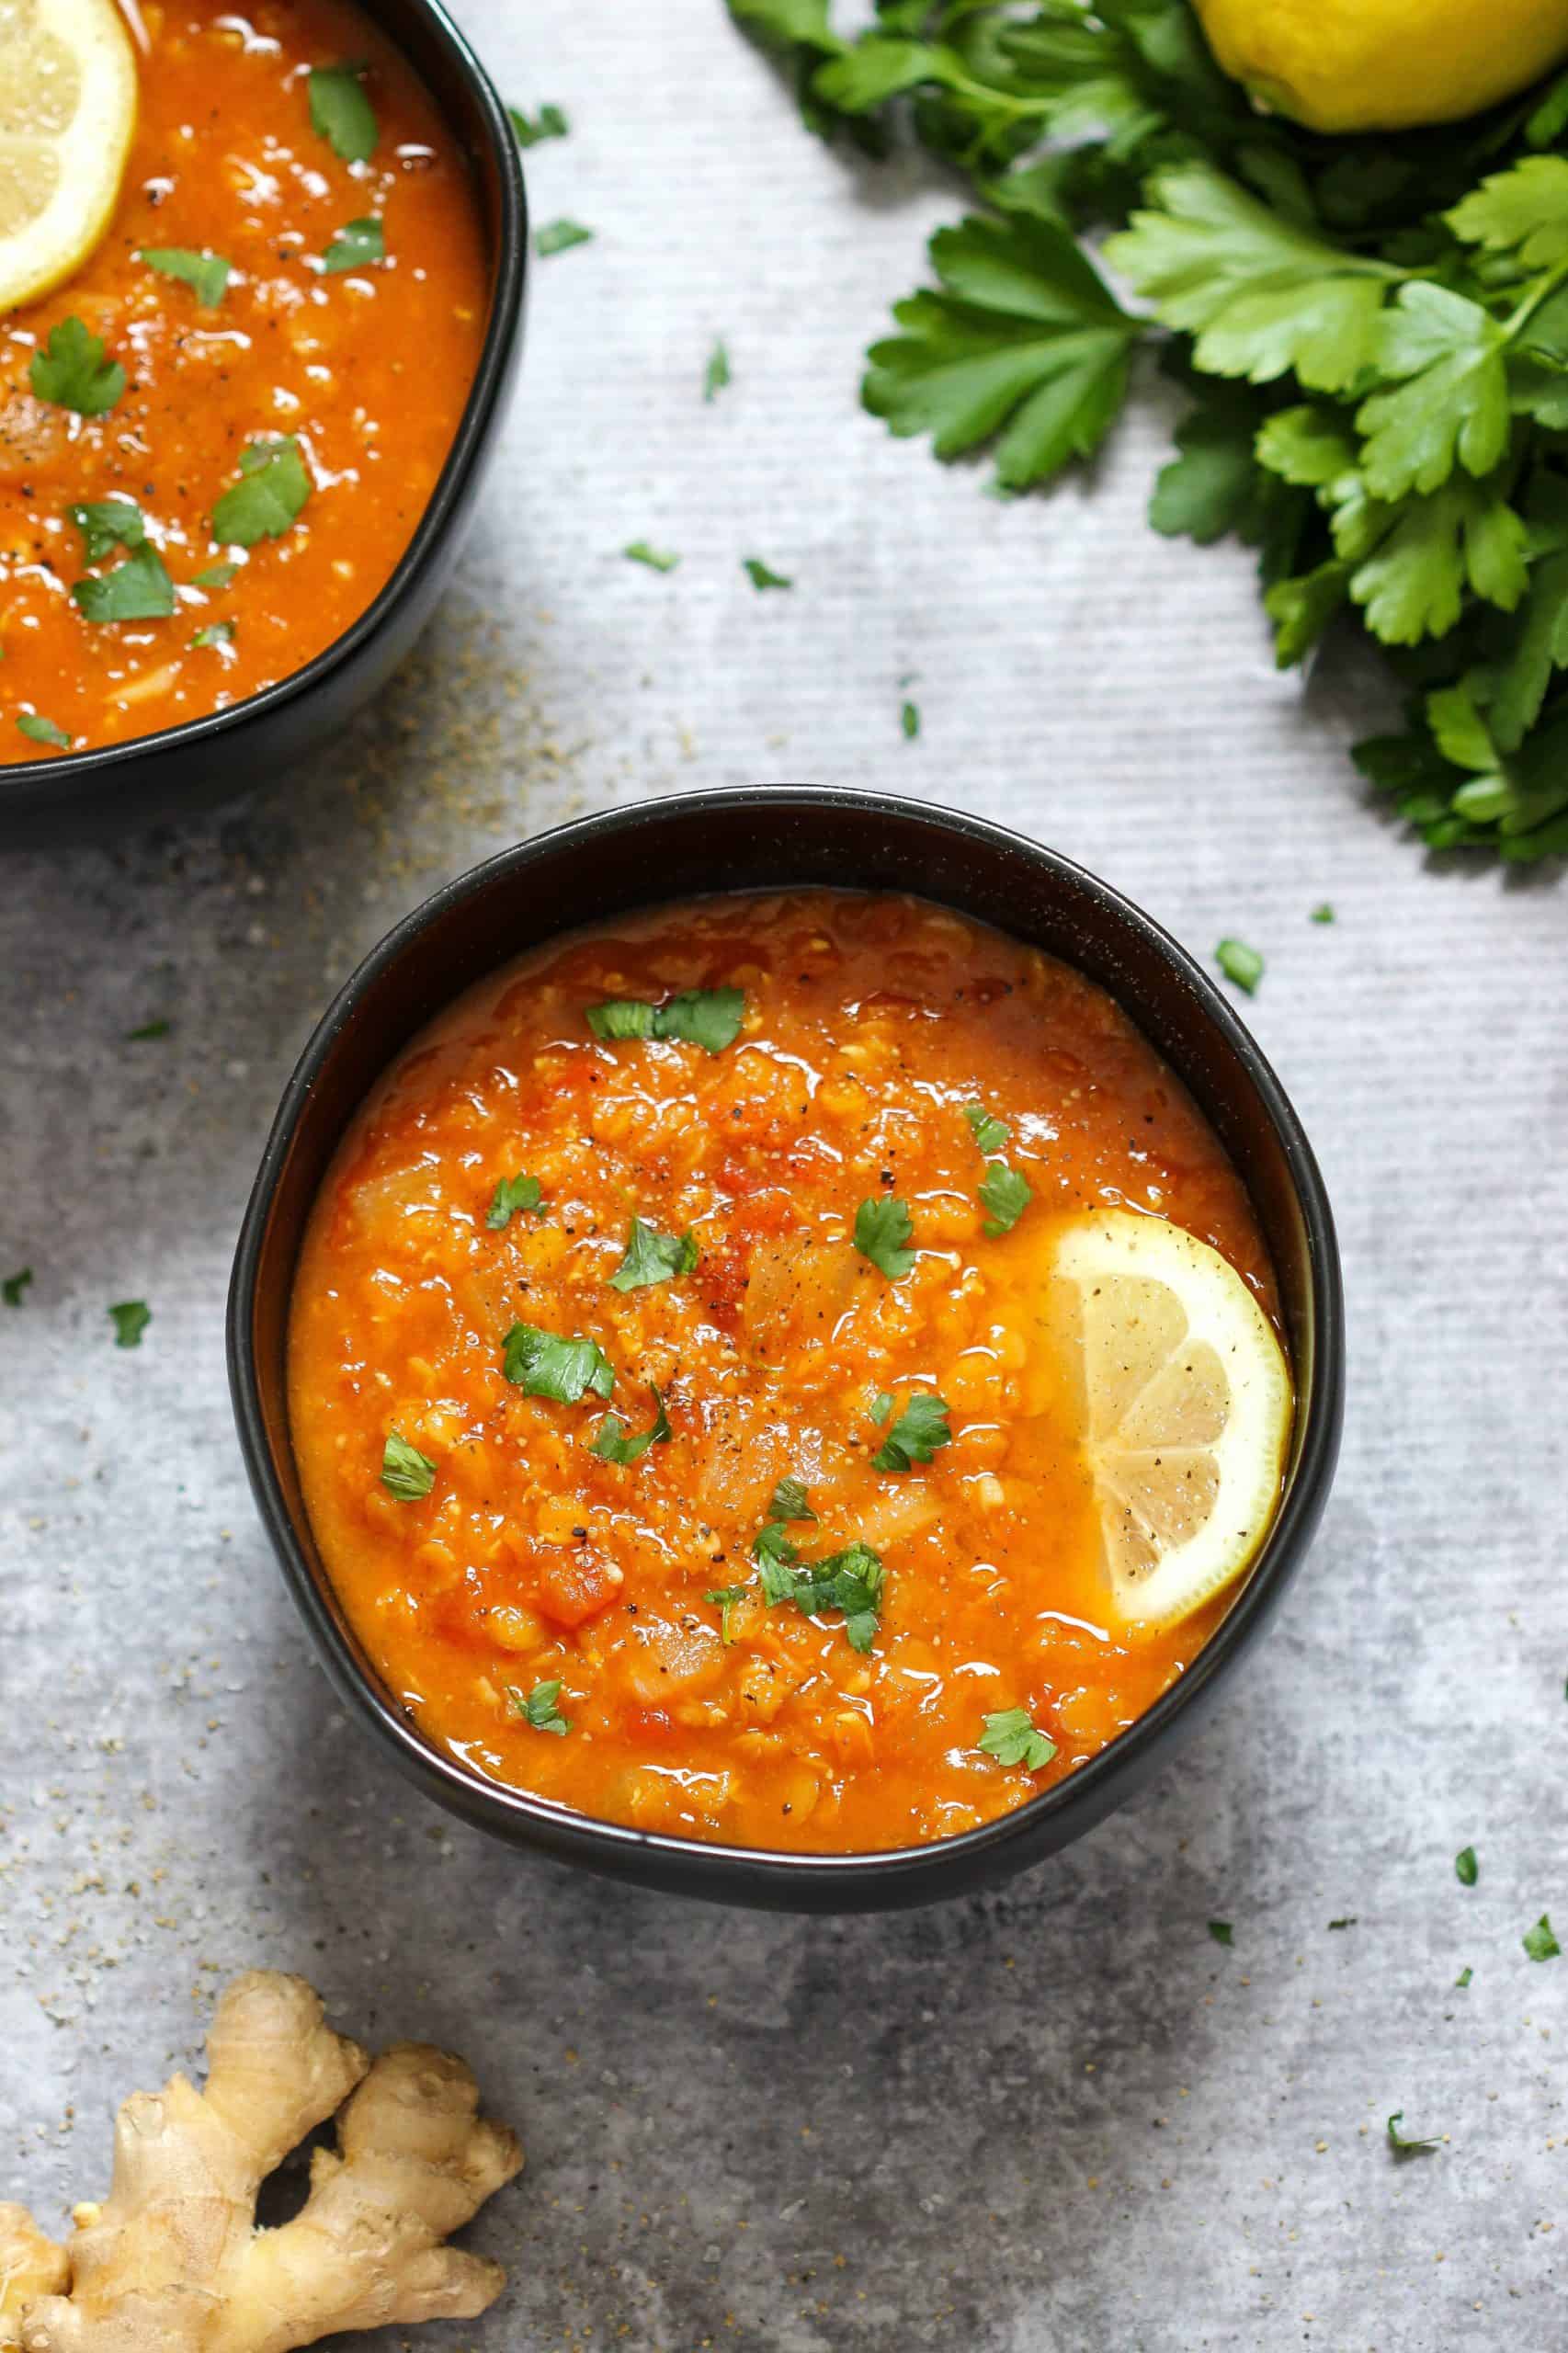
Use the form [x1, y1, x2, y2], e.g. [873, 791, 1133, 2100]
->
[509, 101, 569, 147]
[854, 1195, 915, 1279]
[30, 316, 124, 415]
[193, 561, 239, 590]
[192, 620, 234, 648]
[743, 556, 792, 590]
[585, 987, 744, 1054]
[963, 1102, 1008, 1154]
[1216, 938, 1265, 995]
[3, 1267, 32, 1307]
[501, 1322, 615, 1403]
[979, 1708, 1057, 1772]
[1311, 903, 1336, 924]
[871, 1392, 951, 1473]
[139, 246, 232, 305]
[1387, 2112, 1441, 2156]
[590, 1384, 673, 1465]
[73, 543, 176, 623]
[536, 219, 594, 256]
[898, 700, 921, 742]
[704, 339, 731, 402]
[108, 1300, 151, 1348]
[381, 1429, 436, 1500]
[125, 1019, 170, 1040]
[321, 216, 384, 274]
[1327, 1916, 1358, 1930]
[486, 1173, 544, 1230]
[211, 437, 312, 548]
[509, 1677, 571, 1734]
[1454, 1846, 1479, 1886]
[309, 63, 378, 164]
[1207, 1919, 1234, 1947]
[608, 1217, 699, 1292]
[979, 1160, 1032, 1237]
[1455, 1966, 1473, 1989]
[68, 498, 144, 563]
[706, 1584, 748, 1644]
[1524, 1915, 1562, 1961]
[767, 1475, 815, 1525]
[17, 713, 72, 750]
[624, 540, 681, 573]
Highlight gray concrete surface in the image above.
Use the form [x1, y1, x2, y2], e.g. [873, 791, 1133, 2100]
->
[3, 4, 1565, 2347]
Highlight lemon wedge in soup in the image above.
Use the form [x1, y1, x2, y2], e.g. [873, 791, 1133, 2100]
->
[0, 0, 138, 314]
[1048, 1208, 1292, 1631]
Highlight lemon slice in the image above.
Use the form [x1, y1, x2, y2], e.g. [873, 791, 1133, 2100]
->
[1051, 1208, 1292, 1631]
[0, 0, 138, 315]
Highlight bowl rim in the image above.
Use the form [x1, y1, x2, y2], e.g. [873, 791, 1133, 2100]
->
[229, 785, 1346, 1902]
[0, 0, 526, 803]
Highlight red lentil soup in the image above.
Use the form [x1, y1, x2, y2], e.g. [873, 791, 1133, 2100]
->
[288, 891, 1281, 1854]
[0, 0, 487, 762]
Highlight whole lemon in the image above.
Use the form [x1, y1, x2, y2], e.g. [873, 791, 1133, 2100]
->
[1192, 0, 1568, 132]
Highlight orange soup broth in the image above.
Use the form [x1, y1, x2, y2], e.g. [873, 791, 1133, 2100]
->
[0, 0, 487, 759]
[289, 891, 1279, 1854]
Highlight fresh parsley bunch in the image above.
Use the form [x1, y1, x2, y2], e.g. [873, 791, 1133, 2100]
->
[730, 0, 1568, 860]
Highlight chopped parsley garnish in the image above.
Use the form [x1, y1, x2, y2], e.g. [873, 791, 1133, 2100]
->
[486, 1173, 543, 1229]
[509, 102, 569, 147]
[17, 713, 72, 750]
[193, 562, 239, 589]
[979, 1709, 1057, 1771]
[1216, 938, 1265, 995]
[309, 63, 378, 164]
[704, 339, 731, 402]
[763, 1541, 885, 1653]
[139, 246, 232, 305]
[322, 216, 384, 274]
[1386, 2112, 1440, 2155]
[767, 1475, 814, 1525]
[978, 1161, 1032, 1237]
[108, 1300, 150, 1348]
[585, 987, 744, 1054]
[854, 1194, 915, 1279]
[381, 1429, 436, 1500]
[126, 1019, 170, 1040]
[73, 543, 176, 623]
[211, 437, 312, 548]
[1454, 1846, 1478, 1886]
[871, 1392, 951, 1473]
[1523, 1914, 1562, 1961]
[624, 540, 680, 572]
[1455, 1966, 1472, 1989]
[68, 499, 144, 564]
[509, 1678, 571, 1735]
[30, 317, 124, 415]
[743, 556, 791, 590]
[752, 1477, 816, 1572]
[1311, 904, 1336, 925]
[192, 621, 233, 648]
[962, 1102, 1008, 1155]
[869, 1391, 893, 1424]
[536, 219, 594, 256]
[1207, 1919, 1233, 1946]
[608, 1217, 699, 1291]
[3, 1267, 33, 1307]
[901, 699, 920, 739]
[590, 1385, 672, 1465]
[706, 1583, 747, 1644]
[502, 1322, 615, 1403]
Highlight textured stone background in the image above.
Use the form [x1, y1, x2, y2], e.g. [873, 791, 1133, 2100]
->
[3, 5, 1565, 2347]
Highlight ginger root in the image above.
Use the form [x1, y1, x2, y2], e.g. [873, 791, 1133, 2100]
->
[0, 1971, 521, 2353]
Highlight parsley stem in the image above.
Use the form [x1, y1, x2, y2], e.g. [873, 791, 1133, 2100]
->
[1503, 252, 1568, 340]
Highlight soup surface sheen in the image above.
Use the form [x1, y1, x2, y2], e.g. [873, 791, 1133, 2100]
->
[290, 891, 1279, 1854]
[0, 0, 487, 761]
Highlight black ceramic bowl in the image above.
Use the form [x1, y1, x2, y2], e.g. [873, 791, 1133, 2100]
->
[0, 0, 526, 851]
[230, 788, 1345, 1912]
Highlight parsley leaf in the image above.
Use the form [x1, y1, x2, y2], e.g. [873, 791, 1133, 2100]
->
[1356, 286, 1509, 502]
[309, 63, 378, 164]
[509, 101, 569, 147]
[381, 1429, 436, 1500]
[1455, 1965, 1472, 1989]
[608, 1217, 699, 1292]
[1216, 938, 1265, 994]
[864, 211, 1139, 490]
[1207, 1919, 1234, 1947]
[590, 1384, 672, 1465]
[869, 1390, 893, 1424]
[624, 540, 680, 572]
[979, 1708, 1057, 1771]
[17, 713, 73, 750]
[1454, 1846, 1478, 1886]
[537, 219, 594, 256]
[764, 1540, 886, 1652]
[1447, 155, 1568, 272]
[3, 1267, 33, 1306]
[706, 1583, 748, 1643]
[30, 317, 125, 415]
[1523, 1915, 1562, 1961]
[502, 1322, 615, 1402]
[744, 556, 792, 588]
[705, 339, 731, 401]
[901, 699, 920, 738]
[139, 246, 231, 305]
[1387, 2112, 1440, 2155]
[321, 217, 384, 274]
[192, 621, 233, 648]
[978, 1160, 1031, 1237]
[871, 1392, 951, 1473]
[963, 1102, 1007, 1154]
[68, 499, 144, 563]
[211, 438, 312, 548]
[486, 1173, 543, 1229]
[1311, 903, 1335, 924]
[854, 1195, 915, 1279]
[194, 561, 239, 589]
[585, 988, 744, 1052]
[509, 1678, 571, 1734]
[72, 543, 176, 623]
[767, 1475, 814, 1524]
[108, 1300, 150, 1348]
